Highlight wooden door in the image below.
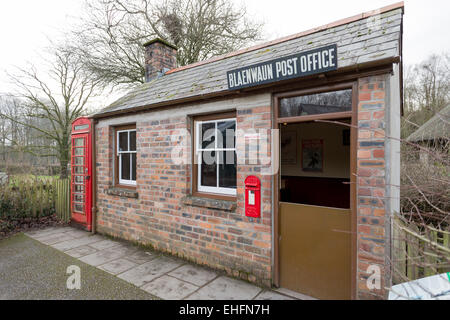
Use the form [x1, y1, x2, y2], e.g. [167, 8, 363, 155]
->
[279, 202, 351, 300]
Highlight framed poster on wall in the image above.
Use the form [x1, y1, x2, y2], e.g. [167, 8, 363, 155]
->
[281, 131, 297, 165]
[302, 139, 323, 172]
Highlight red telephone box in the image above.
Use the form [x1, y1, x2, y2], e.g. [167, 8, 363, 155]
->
[244, 176, 261, 218]
[70, 117, 93, 231]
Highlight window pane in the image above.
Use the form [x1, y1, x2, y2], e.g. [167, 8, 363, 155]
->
[121, 153, 131, 180]
[74, 138, 84, 147]
[75, 175, 84, 183]
[130, 131, 136, 151]
[279, 89, 352, 118]
[119, 131, 128, 152]
[218, 151, 236, 189]
[217, 121, 236, 149]
[200, 151, 217, 187]
[131, 153, 136, 181]
[201, 122, 215, 149]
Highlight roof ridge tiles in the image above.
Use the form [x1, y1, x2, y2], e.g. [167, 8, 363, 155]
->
[165, 1, 404, 76]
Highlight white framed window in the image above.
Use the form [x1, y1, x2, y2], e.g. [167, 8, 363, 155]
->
[195, 117, 237, 196]
[116, 128, 137, 186]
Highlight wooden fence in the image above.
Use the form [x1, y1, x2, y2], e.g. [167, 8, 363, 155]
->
[54, 178, 71, 222]
[393, 217, 450, 284]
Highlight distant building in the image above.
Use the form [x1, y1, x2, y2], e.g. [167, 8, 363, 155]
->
[407, 104, 450, 162]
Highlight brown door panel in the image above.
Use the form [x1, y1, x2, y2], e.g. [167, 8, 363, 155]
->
[279, 202, 351, 300]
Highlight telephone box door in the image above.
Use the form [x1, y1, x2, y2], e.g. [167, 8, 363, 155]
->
[71, 118, 92, 231]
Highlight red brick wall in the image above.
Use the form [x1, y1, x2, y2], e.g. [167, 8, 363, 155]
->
[95, 76, 394, 298]
[95, 104, 273, 286]
[356, 75, 389, 299]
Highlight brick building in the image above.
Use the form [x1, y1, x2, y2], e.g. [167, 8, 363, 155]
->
[80, 3, 404, 299]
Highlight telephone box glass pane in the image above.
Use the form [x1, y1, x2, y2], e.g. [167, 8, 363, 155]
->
[279, 89, 352, 118]
[119, 131, 128, 152]
[74, 194, 84, 203]
[74, 138, 84, 147]
[73, 166, 83, 174]
[130, 131, 136, 151]
[74, 203, 84, 213]
[121, 153, 131, 180]
[75, 175, 84, 183]
[74, 157, 84, 165]
[218, 151, 236, 188]
[200, 151, 216, 187]
[74, 185, 84, 193]
[217, 121, 235, 149]
[74, 148, 84, 156]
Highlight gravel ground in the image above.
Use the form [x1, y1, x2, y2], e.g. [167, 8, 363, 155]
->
[0, 233, 157, 300]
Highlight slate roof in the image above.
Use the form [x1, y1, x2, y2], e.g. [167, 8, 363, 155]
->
[94, 3, 404, 118]
[407, 104, 450, 142]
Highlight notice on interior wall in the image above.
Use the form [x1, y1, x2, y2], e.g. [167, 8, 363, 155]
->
[302, 139, 323, 172]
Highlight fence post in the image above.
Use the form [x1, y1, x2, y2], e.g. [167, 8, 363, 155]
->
[39, 182, 43, 217]
[66, 179, 70, 222]
[52, 178, 71, 223]
[406, 223, 420, 281]
[393, 217, 407, 284]
[424, 230, 438, 277]
[56, 180, 60, 218]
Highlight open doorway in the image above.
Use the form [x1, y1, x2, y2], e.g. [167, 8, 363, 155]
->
[275, 85, 355, 300]
[279, 120, 352, 300]
[280, 121, 351, 209]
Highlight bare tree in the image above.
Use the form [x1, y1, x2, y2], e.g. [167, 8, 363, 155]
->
[0, 97, 32, 166]
[68, 0, 263, 88]
[1, 49, 100, 178]
[402, 53, 450, 138]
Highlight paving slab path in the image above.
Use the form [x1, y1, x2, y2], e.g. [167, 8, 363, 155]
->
[0, 233, 155, 300]
[10, 226, 297, 300]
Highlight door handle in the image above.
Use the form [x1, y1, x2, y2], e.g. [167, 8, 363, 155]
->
[86, 175, 91, 180]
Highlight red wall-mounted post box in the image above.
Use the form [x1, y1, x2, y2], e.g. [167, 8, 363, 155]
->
[245, 176, 261, 218]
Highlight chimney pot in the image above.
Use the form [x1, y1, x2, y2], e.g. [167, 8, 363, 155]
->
[143, 38, 178, 82]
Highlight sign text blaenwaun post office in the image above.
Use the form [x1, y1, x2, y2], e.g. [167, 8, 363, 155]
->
[227, 44, 338, 90]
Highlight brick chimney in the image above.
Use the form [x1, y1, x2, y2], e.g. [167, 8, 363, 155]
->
[143, 38, 177, 82]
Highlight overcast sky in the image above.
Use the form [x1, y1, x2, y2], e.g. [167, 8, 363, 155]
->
[0, 0, 449, 97]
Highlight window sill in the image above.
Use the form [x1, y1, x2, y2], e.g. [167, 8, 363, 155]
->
[106, 187, 138, 199]
[182, 195, 236, 212]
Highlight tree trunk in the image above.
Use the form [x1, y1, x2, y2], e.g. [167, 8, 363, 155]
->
[59, 158, 69, 179]
[59, 136, 70, 179]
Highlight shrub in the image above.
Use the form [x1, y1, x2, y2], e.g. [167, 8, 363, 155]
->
[0, 176, 56, 220]
[400, 143, 449, 228]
